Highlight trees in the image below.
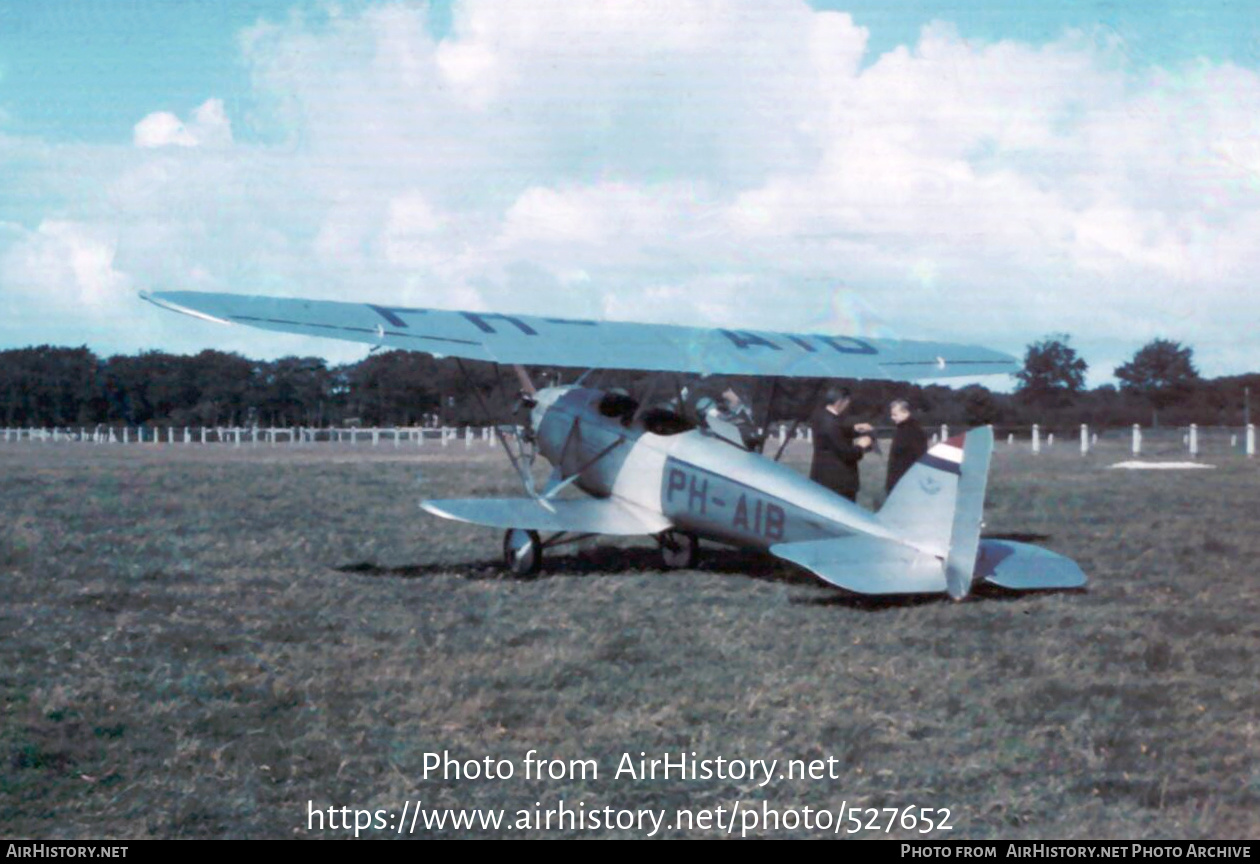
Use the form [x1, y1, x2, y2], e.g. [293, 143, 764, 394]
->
[1014, 335, 1087, 407]
[0, 346, 102, 426]
[1114, 339, 1200, 425]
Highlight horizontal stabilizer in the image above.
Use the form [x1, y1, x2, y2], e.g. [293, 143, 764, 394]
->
[421, 497, 670, 535]
[976, 540, 1087, 591]
[770, 536, 946, 595]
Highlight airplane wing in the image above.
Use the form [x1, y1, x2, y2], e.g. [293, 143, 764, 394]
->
[421, 496, 672, 535]
[143, 290, 1017, 381]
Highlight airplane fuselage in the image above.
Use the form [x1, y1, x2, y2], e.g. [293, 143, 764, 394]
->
[531, 386, 896, 551]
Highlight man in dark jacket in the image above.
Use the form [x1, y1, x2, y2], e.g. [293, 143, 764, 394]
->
[809, 386, 873, 502]
[885, 398, 928, 494]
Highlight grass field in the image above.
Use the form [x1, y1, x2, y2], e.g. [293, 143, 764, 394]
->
[2, 434, 1258, 839]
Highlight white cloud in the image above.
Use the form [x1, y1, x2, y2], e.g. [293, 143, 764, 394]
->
[133, 99, 233, 149]
[2, 221, 129, 307]
[3, 1, 1260, 379]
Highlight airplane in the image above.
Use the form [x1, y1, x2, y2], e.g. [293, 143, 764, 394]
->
[142, 289, 1086, 600]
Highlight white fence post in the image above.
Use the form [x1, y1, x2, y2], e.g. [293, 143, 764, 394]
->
[464, 426, 472, 448]
[1080, 423, 1088, 456]
[1047, 432, 1054, 447]
[1247, 424, 1255, 457]
[1032, 424, 1041, 454]
[1189, 423, 1199, 458]
[939, 424, 948, 442]
[1132, 424, 1141, 456]
[1007, 433, 1014, 446]
[371, 428, 380, 447]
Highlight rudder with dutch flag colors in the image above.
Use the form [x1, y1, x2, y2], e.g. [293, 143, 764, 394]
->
[877, 427, 995, 599]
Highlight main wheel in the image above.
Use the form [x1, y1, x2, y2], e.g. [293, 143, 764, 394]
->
[502, 528, 543, 576]
[657, 530, 699, 569]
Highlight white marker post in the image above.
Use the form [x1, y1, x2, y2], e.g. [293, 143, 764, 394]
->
[1032, 424, 1041, 454]
[940, 424, 948, 442]
[1189, 424, 1199, 458]
[1080, 424, 1089, 456]
[1132, 424, 1141, 456]
[1007, 433, 1014, 446]
[1247, 424, 1255, 457]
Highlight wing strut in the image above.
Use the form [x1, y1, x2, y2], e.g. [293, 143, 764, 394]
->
[773, 379, 825, 462]
[543, 431, 626, 500]
[455, 358, 539, 498]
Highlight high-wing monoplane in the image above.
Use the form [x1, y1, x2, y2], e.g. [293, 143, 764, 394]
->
[143, 290, 1086, 599]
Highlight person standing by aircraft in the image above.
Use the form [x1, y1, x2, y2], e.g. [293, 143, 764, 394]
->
[809, 386, 873, 502]
[885, 398, 928, 493]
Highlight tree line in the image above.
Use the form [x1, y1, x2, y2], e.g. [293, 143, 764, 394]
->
[0, 338, 1254, 432]
[0, 347, 500, 429]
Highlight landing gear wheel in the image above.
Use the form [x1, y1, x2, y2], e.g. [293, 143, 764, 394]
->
[502, 529, 543, 577]
[657, 530, 700, 569]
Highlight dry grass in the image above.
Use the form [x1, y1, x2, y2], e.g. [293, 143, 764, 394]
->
[2, 435, 1258, 839]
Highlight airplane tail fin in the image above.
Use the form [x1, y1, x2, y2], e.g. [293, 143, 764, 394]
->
[877, 426, 994, 599]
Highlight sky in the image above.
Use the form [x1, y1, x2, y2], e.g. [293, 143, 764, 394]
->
[1, 0, 1258, 386]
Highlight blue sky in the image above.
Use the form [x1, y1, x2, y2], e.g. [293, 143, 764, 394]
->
[1, 1, 1258, 384]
